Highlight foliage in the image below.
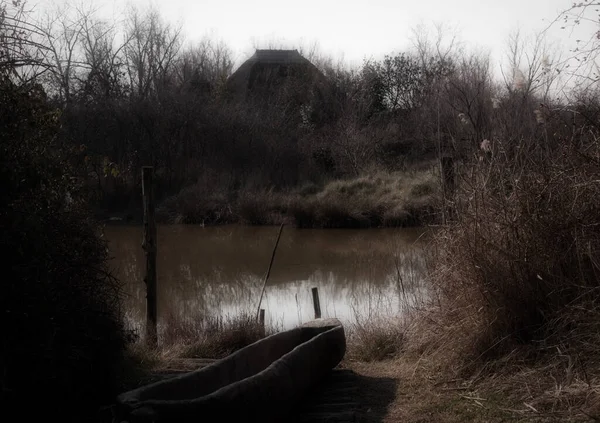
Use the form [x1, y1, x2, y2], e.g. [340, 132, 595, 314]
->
[0, 75, 130, 421]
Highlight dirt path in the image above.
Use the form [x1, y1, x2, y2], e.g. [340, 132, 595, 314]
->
[290, 368, 360, 422]
[143, 357, 584, 422]
[146, 358, 511, 422]
[345, 360, 587, 423]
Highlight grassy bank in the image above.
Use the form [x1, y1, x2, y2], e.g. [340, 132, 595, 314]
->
[112, 135, 600, 422]
[346, 313, 600, 422]
[156, 167, 440, 228]
[341, 136, 600, 421]
[158, 311, 270, 359]
[121, 311, 600, 422]
[120, 311, 271, 380]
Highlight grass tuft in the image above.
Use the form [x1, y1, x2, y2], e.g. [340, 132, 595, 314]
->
[288, 169, 440, 228]
[348, 317, 406, 362]
[159, 310, 268, 359]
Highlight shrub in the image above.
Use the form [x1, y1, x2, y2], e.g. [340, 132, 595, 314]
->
[236, 188, 285, 225]
[289, 171, 440, 228]
[420, 137, 600, 369]
[157, 180, 234, 224]
[288, 197, 319, 228]
[0, 79, 129, 421]
[409, 180, 435, 197]
[297, 182, 323, 197]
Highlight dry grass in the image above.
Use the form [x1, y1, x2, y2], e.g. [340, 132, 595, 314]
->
[157, 182, 234, 224]
[114, 341, 165, 391]
[347, 331, 600, 422]
[158, 168, 440, 228]
[410, 136, 600, 363]
[348, 359, 510, 423]
[348, 354, 600, 423]
[158, 310, 270, 359]
[347, 317, 406, 362]
[346, 243, 430, 362]
[289, 169, 440, 228]
[236, 188, 287, 225]
[383, 133, 600, 420]
[328, 124, 600, 421]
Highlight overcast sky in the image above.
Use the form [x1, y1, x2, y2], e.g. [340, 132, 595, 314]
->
[33, 0, 596, 74]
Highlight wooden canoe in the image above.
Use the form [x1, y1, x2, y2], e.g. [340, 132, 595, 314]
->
[113, 318, 346, 423]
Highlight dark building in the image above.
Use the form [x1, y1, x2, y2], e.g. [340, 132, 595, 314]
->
[226, 49, 337, 124]
[227, 49, 327, 98]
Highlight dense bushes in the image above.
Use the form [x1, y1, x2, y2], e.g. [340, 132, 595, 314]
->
[0, 79, 130, 421]
[155, 169, 440, 228]
[417, 126, 600, 370]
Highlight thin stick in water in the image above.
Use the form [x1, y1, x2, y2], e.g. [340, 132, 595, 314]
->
[256, 223, 284, 320]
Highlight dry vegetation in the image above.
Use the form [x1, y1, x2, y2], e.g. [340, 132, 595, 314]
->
[5, 0, 600, 421]
[157, 167, 440, 228]
[344, 113, 600, 421]
[347, 317, 406, 362]
[289, 167, 440, 228]
[119, 310, 272, 382]
[159, 310, 269, 359]
[392, 134, 600, 421]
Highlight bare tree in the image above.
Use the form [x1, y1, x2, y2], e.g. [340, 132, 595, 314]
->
[410, 21, 461, 71]
[329, 116, 380, 176]
[123, 5, 183, 98]
[501, 28, 561, 102]
[175, 36, 233, 93]
[369, 52, 427, 111]
[38, 2, 84, 104]
[75, 4, 130, 100]
[445, 52, 494, 146]
[0, 1, 50, 83]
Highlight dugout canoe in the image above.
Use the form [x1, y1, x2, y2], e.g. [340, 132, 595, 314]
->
[113, 318, 346, 423]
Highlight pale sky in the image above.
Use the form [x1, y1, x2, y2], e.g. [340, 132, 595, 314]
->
[33, 0, 597, 75]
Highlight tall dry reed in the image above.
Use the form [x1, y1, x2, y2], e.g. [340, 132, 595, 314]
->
[415, 133, 600, 373]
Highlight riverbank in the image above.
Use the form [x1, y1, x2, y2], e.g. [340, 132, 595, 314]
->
[117, 316, 600, 422]
[110, 134, 600, 421]
[344, 317, 600, 422]
[154, 167, 440, 229]
[347, 356, 600, 423]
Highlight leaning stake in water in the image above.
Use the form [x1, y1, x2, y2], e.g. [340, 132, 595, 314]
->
[256, 223, 284, 320]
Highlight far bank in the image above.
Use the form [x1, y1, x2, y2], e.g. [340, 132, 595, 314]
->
[101, 166, 442, 230]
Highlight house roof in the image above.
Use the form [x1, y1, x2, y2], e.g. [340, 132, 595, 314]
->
[251, 49, 307, 64]
[226, 49, 325, 95]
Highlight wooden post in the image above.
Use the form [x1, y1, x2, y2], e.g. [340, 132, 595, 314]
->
[311, 287, 321, 319]
[441, 155, 455, 195]
[259, 309, 265, 337]
[440, 155, 455, 224]
[142, 166, 158, 349]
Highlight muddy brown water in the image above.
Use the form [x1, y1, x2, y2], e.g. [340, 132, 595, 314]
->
[104, 224, 430, 331]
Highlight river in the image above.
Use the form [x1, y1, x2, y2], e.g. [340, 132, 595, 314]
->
[104, 224, 430, 332]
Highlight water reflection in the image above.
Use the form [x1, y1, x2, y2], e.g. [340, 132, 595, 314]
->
[104, 225, 429, 330]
